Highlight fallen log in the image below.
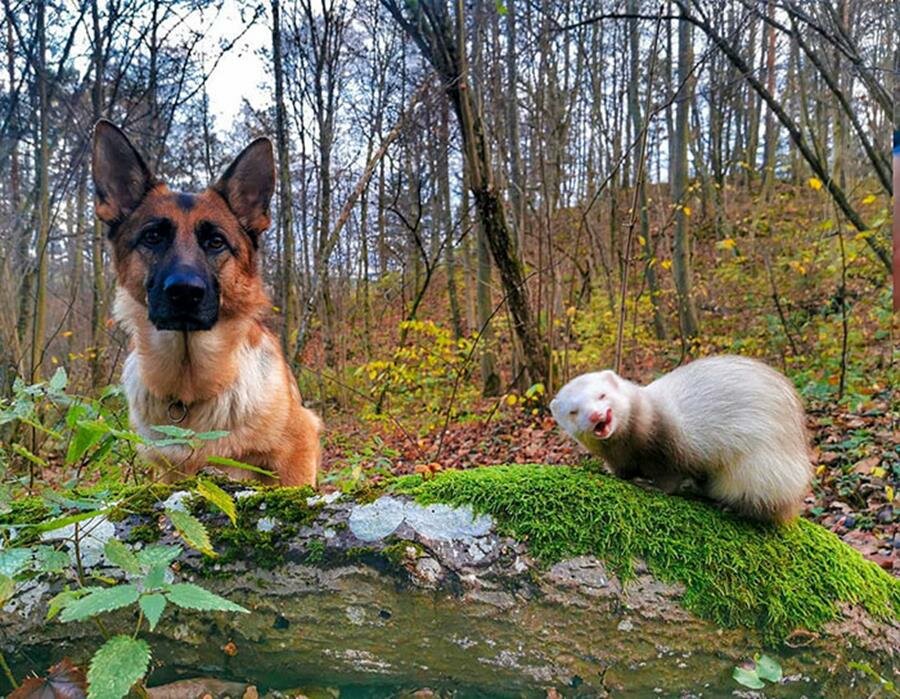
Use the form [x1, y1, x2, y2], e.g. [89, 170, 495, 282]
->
[2, 465, 898, 696]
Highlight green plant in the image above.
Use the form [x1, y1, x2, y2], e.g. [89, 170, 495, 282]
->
[57, 541, 246, 699]
[0, 372, 254, 699]
[356, 320, 478, 430]
[733, 654, 782, 689]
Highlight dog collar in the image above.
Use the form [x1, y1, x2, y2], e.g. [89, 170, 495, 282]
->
[167, 399, 189, 423]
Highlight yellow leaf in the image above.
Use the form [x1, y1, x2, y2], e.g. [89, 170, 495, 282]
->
[887, 485, 895, 503]
[815, 465, 825, 476]
[61, 330, 73, 338]
[661, 259, 672, 270]
[808, 177, 822, 191]
[565, 306, 577, 318]
[716, 238, 737, 251]
[871, 467, 886, 479]
[506, 394, 518, 406]
[861, 194, 876, 205]
[683, 206, 692, 217]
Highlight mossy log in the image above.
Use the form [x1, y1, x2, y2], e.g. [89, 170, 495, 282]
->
[2, 465, 898, 696]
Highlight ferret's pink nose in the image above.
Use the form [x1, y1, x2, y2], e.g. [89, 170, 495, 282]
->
[588, 410, 603, 423]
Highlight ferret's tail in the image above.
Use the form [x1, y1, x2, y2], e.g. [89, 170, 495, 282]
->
[708, 453, 811, 525]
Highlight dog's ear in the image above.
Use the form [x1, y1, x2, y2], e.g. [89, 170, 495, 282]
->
[212, 138, 275, 238]
[92, 120, 156, 225]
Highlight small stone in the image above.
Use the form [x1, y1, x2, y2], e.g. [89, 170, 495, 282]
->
[161, 491, 191, 513]
[256, 517, 277, 532]
[617, 619, 634, 632]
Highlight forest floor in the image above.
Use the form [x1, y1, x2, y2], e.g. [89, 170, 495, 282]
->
[321, 391, 899, 576]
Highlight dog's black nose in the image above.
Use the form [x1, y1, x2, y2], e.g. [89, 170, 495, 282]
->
[163, 270, 206, 309]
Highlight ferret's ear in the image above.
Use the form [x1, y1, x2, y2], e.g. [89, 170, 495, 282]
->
[603, 371, 619, 388]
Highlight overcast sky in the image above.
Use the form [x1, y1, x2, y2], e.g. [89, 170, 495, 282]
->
[199, 4, 271, 128]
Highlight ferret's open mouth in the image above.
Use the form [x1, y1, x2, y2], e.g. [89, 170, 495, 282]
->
[593, 408, 613, 438]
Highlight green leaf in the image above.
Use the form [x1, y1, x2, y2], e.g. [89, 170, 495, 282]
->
[206, 455, 275, 478]
[164, 583, 248, 613]
[755, 654, 783, 683]
[48, 367, 68, 393]
[12, 442, 48, 468]
[196, 478, 237, 525]
[46, 588, 93, 620]
[32, 508, 110, 534]
[136, 545, 181, 569]
[66, 420, 111, 465]
[142, 564, 168, 591]
[59, 584, 140, 623]
[0, 547, 32, 576]
[150, 425, 195, 439]
[0, 574, 14, 605]
[104, 539, 140, 575]
[139, 593, 166, 631]
[35, 546, 71, 573]
[87, 635, 150, 699]
[166, 509, 214, 556]
[194, 430, 230, 441]
[733, 666, 765, 689]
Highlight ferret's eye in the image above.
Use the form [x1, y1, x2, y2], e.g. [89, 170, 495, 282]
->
[569, 409, 578, 416]
[598, 393, 606, 400]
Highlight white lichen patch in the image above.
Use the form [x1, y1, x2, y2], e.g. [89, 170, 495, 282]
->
[307, 491, 341, 507]
[348, 496, 493, 542]
[161, 490, 192, 513]
[40, 515, 115, 569]
[256, 517, 277, 532]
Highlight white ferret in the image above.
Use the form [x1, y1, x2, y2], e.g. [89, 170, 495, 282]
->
[550, 355, 812, 523]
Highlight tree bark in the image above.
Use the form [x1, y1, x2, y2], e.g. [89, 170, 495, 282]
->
[671, 9, 699, 344]
[382, 0, 549, 389]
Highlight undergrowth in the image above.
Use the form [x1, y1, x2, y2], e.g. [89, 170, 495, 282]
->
[394, 464, 900, 644]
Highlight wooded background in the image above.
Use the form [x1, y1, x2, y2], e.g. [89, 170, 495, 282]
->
[0, 0, 895, 415]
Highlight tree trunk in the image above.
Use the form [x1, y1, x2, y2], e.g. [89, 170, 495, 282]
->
[671, 11, 699, 344]
[272, 0, 296, 350]
[627, 0, 667, 342]
[30, 0, 50, 382]
[382, 0, 549, 389]
[90, 0, 107, 387]
[3, 468, 896, 697]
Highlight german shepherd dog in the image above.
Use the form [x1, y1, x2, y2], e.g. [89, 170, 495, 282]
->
[92, 120, 321, 486]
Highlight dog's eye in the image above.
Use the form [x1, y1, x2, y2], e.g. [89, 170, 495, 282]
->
[141, 229, 164, 246]
[204, 234, 227, 252]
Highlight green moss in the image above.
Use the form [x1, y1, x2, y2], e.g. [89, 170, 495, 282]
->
[108, 483, 177, 522]
[204, 486, 320, 571]
[125, 522, 161, 544]
[305, 538, 326, 564]
[395, 464, 900, 644]
[0, 496, 49, 527]
[235, 486, 318, 525]
[382, 539, 423, 567]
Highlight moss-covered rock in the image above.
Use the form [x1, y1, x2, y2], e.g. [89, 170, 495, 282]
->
[394, 464, 900, 643]
[3, 465, 898, 696]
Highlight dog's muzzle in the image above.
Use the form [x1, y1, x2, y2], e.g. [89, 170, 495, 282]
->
[148, 267, 219, 331]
